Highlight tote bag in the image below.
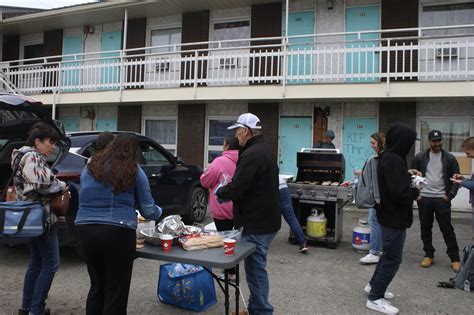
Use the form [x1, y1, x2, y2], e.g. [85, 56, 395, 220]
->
[157, 263, 217, 312]
[0, 201, 46, 244]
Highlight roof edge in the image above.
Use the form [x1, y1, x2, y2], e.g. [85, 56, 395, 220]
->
[1, 1, 136, 25]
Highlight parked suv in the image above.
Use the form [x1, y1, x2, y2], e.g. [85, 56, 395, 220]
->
[57, 131, 208, 247]
[0, 94, 208, 249]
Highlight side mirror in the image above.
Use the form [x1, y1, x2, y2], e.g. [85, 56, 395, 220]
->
[175, 156, 184, 165]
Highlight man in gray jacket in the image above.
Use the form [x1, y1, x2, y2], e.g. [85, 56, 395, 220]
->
[411, 130, 461, 272]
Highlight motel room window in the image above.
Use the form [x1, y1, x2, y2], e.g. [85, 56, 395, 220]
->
[144, 117, 177, 156]
[213, 20, 250, 47]
[206, 118, 236, 165]
[419, 118, 471, 153]
[150, 28, 181, 53]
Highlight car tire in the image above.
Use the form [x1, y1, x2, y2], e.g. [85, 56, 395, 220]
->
[185, 186, 208, 224]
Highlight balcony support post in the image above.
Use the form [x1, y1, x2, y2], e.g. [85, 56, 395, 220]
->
[386, 39, 391, 96]
[193, 50, 199, 98]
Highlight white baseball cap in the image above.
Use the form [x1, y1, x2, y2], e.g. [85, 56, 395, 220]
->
[228, 113, 262, 130]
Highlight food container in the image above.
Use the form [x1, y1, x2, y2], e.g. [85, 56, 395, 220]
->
[140, 224, 202, 246]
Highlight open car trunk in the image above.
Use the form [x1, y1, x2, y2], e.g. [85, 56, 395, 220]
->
[0, 94, 70, 198]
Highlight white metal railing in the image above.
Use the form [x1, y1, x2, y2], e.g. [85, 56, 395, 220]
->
[1, 24, 473, 95]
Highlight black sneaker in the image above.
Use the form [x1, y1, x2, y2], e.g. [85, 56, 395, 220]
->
[299, 240, 308, 253]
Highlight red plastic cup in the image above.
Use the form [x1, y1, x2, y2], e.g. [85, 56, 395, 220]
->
[160, 234, 173, 253]
[224, 239, 236, 256]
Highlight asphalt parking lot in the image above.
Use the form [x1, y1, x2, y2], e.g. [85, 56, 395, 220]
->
[0, 208, 472, 314]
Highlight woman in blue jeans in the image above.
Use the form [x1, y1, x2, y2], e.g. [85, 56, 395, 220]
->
[355, 132, 385, 265]
[12, 123, 67, 315]
[279, 176, 308, 253]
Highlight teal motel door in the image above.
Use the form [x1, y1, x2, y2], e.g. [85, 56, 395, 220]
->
[100, 30, 122, 89]
[280, 117, 312, 176]
[345, 6, 380, 82]
[60, 117, 79, 132]
[287, 11, 315, 84]
[342, 117, 377, 181]
[96, 118, 117, 131]
[62, 35, 82, 92]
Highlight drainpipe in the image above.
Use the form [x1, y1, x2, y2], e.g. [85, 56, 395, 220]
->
[120, 8, 128, 101]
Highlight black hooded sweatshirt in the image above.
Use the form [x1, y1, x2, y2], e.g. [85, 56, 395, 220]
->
[376, 122, 419, 229]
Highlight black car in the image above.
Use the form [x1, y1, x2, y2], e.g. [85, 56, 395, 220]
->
[57, 131, 208, 246]
[0, 94, 208, 249]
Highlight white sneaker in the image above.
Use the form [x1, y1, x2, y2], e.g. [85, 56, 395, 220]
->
[360, 253, 380, 265]
[364, 284, 395, 299]
[366, 298, 399, 314]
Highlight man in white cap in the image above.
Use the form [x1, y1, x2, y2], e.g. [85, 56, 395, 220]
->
[216, 113, 281, 315]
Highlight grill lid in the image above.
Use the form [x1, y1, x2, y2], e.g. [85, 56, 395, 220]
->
[296, 148, 345, 183]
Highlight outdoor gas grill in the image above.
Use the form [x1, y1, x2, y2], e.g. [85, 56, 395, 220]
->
[287, 148, 354, 248]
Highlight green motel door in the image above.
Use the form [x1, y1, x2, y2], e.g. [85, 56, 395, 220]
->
[100, 30, 122, 89]
[287, 11, 315, 84]
[342, 117, 377, 181]
[345, 5, 380, 82]
[280, 117, 312, 176]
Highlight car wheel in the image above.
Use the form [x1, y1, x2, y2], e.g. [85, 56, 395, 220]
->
[187, 186, 208, 223]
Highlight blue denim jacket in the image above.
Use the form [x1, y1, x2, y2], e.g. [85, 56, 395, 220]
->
[75, 166, 162, 229]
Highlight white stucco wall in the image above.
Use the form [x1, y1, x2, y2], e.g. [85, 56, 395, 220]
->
[343, 101, 378, 118]
[281, 102, 313, 117]
[142, 103, 178, 117]
[206, 103, 248, 116]
[147, 15, 182, 31]
[211, 7, 250, 21]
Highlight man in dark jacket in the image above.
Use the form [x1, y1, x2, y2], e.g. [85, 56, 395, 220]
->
[366, 122, 420, 314]
[314, 130, 336, 149]
[411, 130, 461, 272]
[217, 113, 281, 315]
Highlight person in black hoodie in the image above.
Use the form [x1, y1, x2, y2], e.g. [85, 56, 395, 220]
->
[217, 113, 281, 315]
[365, 122, 420, 314]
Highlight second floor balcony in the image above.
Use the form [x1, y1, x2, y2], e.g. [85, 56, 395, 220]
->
[1, 24, 474, 101]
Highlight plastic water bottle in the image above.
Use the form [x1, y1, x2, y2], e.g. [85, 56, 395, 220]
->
[464, 280, 471, 292]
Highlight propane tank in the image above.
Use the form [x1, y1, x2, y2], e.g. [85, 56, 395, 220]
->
[352, 218, 371, 253]
[307, 209, 327, 238]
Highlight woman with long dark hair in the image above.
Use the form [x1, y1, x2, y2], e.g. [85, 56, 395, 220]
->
[75, 133, 162, 314]
[13, 122, 67, 315]
[355, 132, 386, 265]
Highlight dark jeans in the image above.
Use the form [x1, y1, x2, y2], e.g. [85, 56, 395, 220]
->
[213, 218, 236, 275]
[368, 226, 406, 301]
[22, 224, 59, 315]
[241, 232, 277, 315]
[418, 197, 460, 262]
[77, 224, 136, 315]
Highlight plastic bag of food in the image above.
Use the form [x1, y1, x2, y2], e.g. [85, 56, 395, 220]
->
[209, 227, 243, 241]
